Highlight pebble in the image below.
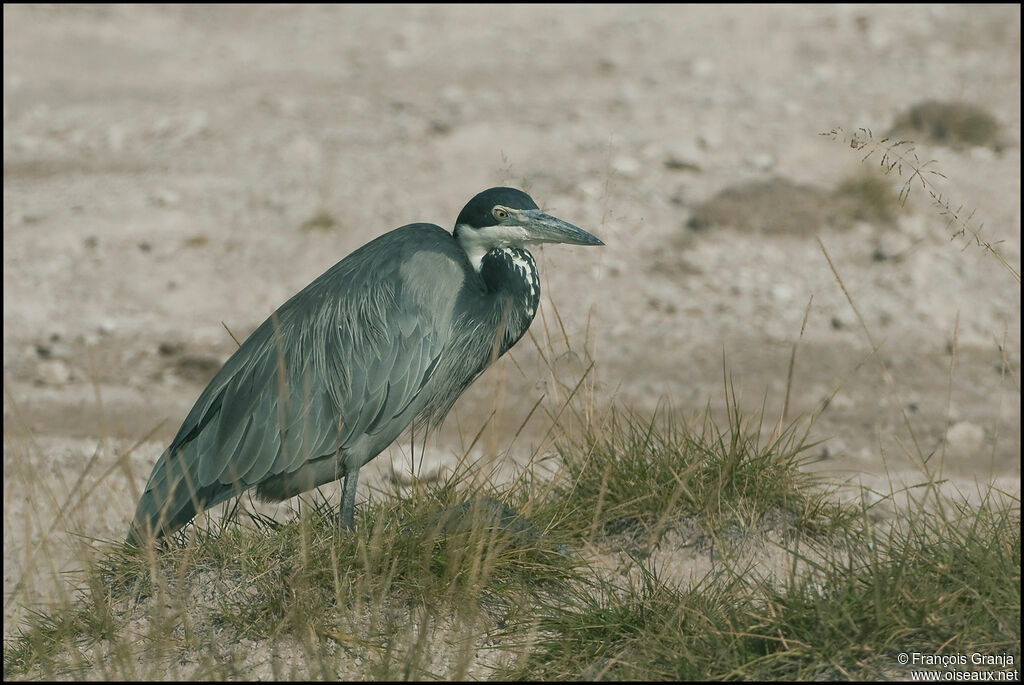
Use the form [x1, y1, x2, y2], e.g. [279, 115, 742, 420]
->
[692, 59, 715, 77]
[663, 143, 702, 172]
[182, 111, 209, 139]
[897, 214, 929, 240]
[158, 341, 183, 356]
[746, 152, 776, 171]
[35, 343, 70, 359]
[771, 283, 794, 303]
[38, 359, 70, 385]
[612, 156, 642, 179]
[970, 146, 996, 162]
[696, 130, 721, 150]
[946, 421, 984, 457]
[150, 189, 181, 207]
[580, 179, 605, 199]
[874, 231, 913, 262]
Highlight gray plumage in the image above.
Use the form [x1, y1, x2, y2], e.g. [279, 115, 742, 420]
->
[128, 187, 602, 543]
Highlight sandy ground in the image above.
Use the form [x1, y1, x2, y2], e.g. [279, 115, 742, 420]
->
[4, 4, 1020, 638]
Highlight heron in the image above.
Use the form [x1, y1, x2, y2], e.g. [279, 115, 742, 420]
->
[127, 187, 602, 544]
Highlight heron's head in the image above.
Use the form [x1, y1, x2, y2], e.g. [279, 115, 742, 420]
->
[454, 187, 603, 272]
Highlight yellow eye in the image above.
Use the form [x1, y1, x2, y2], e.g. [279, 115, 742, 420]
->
[492, 207, 509, 221]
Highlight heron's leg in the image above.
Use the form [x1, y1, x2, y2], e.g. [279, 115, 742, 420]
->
[339, 468, 359, 530]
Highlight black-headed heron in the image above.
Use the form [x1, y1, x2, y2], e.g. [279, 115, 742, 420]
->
[128, 187, 602, 543]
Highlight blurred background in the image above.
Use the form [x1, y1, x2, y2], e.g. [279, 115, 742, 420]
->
[3, 3, 1020, 623]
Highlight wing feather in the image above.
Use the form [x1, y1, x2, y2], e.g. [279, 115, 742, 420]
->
[129, 224, 470, 541]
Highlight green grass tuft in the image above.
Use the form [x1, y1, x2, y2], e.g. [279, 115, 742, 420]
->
[4, 402, 1018, 680]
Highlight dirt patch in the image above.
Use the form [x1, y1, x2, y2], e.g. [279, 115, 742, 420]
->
[888, 100, 1006, 151]
[685, 173, 901, 236]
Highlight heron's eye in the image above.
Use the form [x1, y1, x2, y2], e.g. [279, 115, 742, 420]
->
[492, 207, 509, 221]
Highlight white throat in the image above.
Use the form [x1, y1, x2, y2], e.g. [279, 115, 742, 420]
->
[456, 224, 532, 272]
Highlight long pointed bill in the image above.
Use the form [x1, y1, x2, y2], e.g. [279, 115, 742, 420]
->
[514, 209, 604, 247]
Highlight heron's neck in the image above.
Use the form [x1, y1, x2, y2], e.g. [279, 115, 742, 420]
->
[479, 247, 540, 352]
[455, 223, 490, 272]
[455, 223, 532, 273]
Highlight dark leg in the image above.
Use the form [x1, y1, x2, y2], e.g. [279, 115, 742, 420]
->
[339, 468, 359, 530]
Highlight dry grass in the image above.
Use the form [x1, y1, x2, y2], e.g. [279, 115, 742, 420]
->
[4, 375, 1019, 680]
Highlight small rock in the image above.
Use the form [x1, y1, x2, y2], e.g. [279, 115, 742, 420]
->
[440, 85, 467, 104]
[158, 341, 183, 356]
[150, 189, 181, 207]
[692, 59, 715, 77]
[612, 156, 642, 179]
[696, 131, 721, 150]
[182, 111, 209, 139]
[820, 438, 846, 460]
[98, 319, 116, 336]
[812, 63, 837, 82]
[580, 179, 605, 199]
[874, 231, 913, 262]
[38, 360, 70, 385]
[771, 283, 794, 303]
[35, 343, 70, 359]
[969, 146, 996, 162]
[428, 118, 453, 135]
[154, 116, 174, 136]
[826, 390, 856, 410]
[301, 209, 337, 232]
[898, 213, 929, 240]
[746, 152, 776, 171]
[615, 83, 641, 107]
[946, 421, 984, 457]
[664, 154, 701, 173]
[263, 96, 300, 116]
